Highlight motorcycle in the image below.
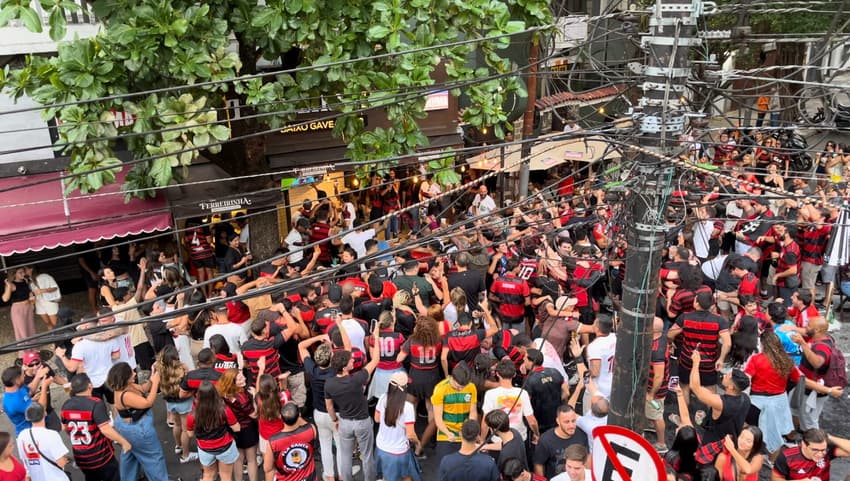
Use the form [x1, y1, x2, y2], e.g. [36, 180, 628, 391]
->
[772, 129, 813, 173]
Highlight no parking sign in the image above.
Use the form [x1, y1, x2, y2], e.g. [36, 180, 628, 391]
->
[591, 425, 666, 481]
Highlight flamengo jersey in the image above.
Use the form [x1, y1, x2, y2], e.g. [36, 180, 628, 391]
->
[269, 423, 318, 481]
[214, 353, 239, 374]
[490, 274, 530, 319]
[60, 396, 114, 470]
[518, 258, 539, 280]
[403, 339, 441, 371]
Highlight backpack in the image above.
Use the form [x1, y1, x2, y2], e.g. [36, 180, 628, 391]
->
[821, 336, 847, 388]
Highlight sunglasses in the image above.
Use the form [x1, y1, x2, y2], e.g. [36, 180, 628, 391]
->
[26, 361, 40, 367]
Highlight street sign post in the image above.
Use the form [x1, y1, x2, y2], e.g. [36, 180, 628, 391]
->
[591, 425, 665, 481]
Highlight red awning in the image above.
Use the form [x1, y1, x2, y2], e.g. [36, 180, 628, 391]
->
[0, 167, 172, 256]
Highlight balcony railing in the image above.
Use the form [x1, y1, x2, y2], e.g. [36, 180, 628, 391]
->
[6, 0, 98, 27]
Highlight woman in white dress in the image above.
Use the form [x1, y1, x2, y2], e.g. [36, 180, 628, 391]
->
[25, 266, 61, 330]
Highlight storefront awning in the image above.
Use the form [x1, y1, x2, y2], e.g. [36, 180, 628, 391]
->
[528, 134, 621, 170]
[0, 167, 171, 256]
[166, 162, 282, 219]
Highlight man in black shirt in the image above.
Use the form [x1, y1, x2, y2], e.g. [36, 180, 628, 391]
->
[324, 325, 381, 481]
[689, 350, 751, 446]
[439, 419, 500, 481]
[533, 405, 588, 479]
[299, 336, 339, 481]
[523, 349, 568, 433]
[447, 252, 487, 311]
[179, 349, 221, 398]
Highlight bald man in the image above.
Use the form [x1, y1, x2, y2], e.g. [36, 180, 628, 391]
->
[790, 316, 845, 430]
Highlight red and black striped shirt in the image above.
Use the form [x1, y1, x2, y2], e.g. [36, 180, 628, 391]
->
[180, 367, 222, 393]
[675, 310, 729, 372]
[669, 285, 713, 318]
[370, 329, 405, 370]
[403, 339, 441, 371]
[776, 240, 801, 287]
[242, 335, 285, 385]
[60, 396, 114, 470]
[773, 444, 835, 480]
[490, 274, 530, 320]
[309, 221, 331, 263]
[444, 328, 486, 370]
[187, 405, 238, 454]
[214, 353, 239, 374]
[647, 336, 670, 400]
[269, 423, 318, 481]
[798, 224, 831, 265]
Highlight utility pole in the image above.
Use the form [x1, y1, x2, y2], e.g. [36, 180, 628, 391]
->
[609, 0, 704, 430]
[518, 33, 539, 199]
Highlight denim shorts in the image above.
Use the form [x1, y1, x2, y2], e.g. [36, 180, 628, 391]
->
[376, 447, 420, 481]
[165, 397, 193, 415]
[199, 441, 239, 467]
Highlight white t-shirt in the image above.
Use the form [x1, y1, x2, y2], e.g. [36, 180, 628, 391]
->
[32, 273, 61, 302]
[693, 219, 714, 259]
[482, 386, 534, 440]
[342, 203, 357, 231]
[551, 469, 591, 481]
[17, 426, 69, 481]
[284, 228, 305, 263]
[204, 322, 248, 355]
[375, 396, 416, 454]
[239, 224, 250, 246]
[586, 333, 617, 398]
[533, 338, 568, 380]
[341, 318, 366, 353]
[340, 229, 376, 259]
[474, 194, 497, 216]
[110, 333, 137, 369]
[71, 338, 118, 388]
[577, 414, 608, 451]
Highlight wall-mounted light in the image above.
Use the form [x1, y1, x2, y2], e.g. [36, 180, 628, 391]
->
[481, 127, 488, 135]
[460, 165, 466, 172]
[412, 176, 419, 183]
[598, 107, 606, 114]
[352, 178, 359, 187]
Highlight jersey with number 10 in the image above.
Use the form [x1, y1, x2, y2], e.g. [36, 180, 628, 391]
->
[60, 396, 114, 470]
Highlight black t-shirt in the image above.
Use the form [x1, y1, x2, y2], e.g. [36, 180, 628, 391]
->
[354, 298, 390, 324]
[533, 428, 589, 479]
[394, 308, 417, 338]
[447, 270, 487, 311]
[304, 357, 335, 413]
[324, 370, 370, 420]
[222, 247, 243, 273]
[497, 429, 528, 471]
[270, 323, 304, 375]
[525, 367, 564, 432]
[438, 452, 500, 481]
[702, 393, 750, 444]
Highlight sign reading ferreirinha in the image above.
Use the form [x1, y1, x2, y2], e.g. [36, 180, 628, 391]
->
[280, 119, 336, 134]
[199, 197, 253, 213]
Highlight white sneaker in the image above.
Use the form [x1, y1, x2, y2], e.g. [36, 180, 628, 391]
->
[174, 445, 183, 455]
[179, 452, 199, 463]
[353, 466, 362, 476]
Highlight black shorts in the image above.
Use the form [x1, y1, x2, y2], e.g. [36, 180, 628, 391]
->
[578, 305, 595, 325]
[409, 368, 441, 402]
[82, 272, 99, 289]
[192, 257, 215, 269]
[677, 367, 718, 387]
[83, 456, 120, 481]
[234, 419, 259, 449]
[92, 385, 114, 405]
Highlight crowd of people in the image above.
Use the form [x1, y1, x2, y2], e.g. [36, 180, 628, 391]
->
[1, 128, 850, 481]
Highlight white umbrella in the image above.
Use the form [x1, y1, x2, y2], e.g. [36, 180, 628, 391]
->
[824, 204, 850, 326]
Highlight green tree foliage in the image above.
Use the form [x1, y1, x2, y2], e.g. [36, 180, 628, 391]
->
[0, 0, 551, 198]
